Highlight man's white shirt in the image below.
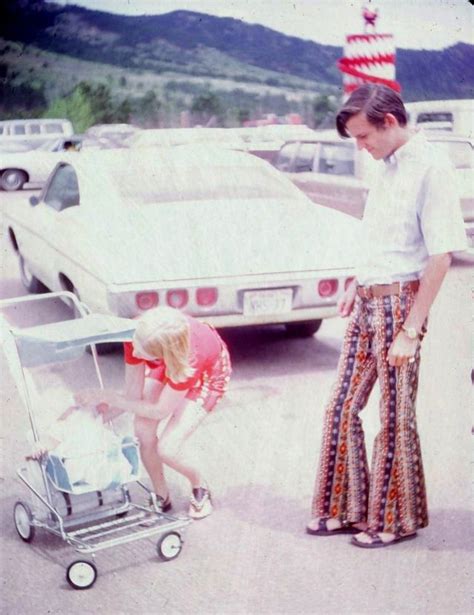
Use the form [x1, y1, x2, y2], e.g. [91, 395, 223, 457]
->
[357, 130, 467, 286]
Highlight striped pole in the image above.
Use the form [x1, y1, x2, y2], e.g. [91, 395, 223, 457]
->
[338, 33, 401, 96]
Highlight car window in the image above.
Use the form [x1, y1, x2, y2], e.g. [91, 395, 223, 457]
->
[43, 164, 80, 211]
[317, 143, 355, 176]
[28, 124, 41, 135]
[415, 112, 454, 132]
[44, 123, 63, 134]
[275, 142, 299, 171]
[293, 143, 318, 172]
[13, 124, 26, 135]
[430, 140, 473, 169]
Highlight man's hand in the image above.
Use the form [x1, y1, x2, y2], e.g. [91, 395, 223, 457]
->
[387, 331, 418, 367]
[338, 279, 357, 317]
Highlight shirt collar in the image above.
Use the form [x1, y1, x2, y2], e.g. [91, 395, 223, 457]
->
[384, 129, 425, 166]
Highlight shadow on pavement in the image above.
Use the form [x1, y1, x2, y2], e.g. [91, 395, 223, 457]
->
[424, 508, 474, 552]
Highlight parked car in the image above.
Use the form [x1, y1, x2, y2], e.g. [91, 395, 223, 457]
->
[0, 135, 113, 191]
[4, 146, 359, 336]
[426, 134, 474, 256]
[274, 130, 378, 218]
[405, 99, 474, 137]
[275, 130, 473, 256]
[0, 118, 74, 151]
[85, 123, 141, 146]
[124, 127, 243, 150]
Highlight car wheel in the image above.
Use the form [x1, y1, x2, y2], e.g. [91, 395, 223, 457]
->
[19, 254, 48, 294]
[285, 319, 322, 338]
[1, 169, 28, 191]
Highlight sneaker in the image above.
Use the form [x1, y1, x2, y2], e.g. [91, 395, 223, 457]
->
[149, 494, 172, 513]
[140, 494, 172, 526]
[188, 487, 213, 519]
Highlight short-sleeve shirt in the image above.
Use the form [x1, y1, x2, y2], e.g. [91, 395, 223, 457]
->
[356, 130, 467, 286]
[124, 316, 231, 411]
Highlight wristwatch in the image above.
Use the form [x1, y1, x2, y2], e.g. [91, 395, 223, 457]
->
[401, 324, 419, 340]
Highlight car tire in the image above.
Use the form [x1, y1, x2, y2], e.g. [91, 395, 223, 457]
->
[1, 169, 28, 191]
[19, 254, 48, 294]
[284, 319, 322, 338]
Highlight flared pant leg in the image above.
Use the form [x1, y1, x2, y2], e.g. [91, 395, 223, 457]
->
[311, 299, 377, 524]
[368, 293, 428, 534]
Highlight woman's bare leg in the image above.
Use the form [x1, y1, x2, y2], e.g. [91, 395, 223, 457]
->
[134, 415, 168, 498]
[157, 401, 208, 488]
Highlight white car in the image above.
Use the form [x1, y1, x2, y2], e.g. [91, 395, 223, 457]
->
[0, 135, 116, 192]
[276, 131, 473, 256]
[4, 146, 359, 336]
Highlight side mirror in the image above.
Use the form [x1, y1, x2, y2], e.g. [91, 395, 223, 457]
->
[29, 195, 40, 206]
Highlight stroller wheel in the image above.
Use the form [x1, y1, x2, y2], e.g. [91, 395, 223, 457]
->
[66, 560, 98, 590]
[13, 501, 36, 543]
[156, 531, 183, 561]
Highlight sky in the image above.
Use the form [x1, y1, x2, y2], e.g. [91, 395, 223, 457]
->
[50, 0, 473, 50]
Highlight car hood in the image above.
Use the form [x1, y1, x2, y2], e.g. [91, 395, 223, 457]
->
[91, 198, 360, 284]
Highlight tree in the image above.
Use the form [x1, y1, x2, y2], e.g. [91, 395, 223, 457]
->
[44, 85, 94, 133]
[190, 91, 223, 125]
[137, 90, 161, 127]
[312, 95, 337, 128]
[44, 82, 123, 132]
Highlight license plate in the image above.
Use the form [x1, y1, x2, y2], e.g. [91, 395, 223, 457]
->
[243, 288, 293, 317]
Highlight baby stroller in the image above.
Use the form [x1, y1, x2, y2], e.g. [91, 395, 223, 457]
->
[1, 291, 191, 589]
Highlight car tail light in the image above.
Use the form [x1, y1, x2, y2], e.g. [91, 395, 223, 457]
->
[318, 279, 339, 297]
[136, 292, 158, 310]
[344, 277, 355, 290]
[196, 287, 218, 307]
[166, 289, 189, 308]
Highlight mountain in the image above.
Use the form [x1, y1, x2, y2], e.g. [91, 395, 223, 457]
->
[1, 0, 473, 102]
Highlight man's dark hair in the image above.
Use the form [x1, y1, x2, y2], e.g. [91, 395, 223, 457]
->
[336, 84, 407, 138]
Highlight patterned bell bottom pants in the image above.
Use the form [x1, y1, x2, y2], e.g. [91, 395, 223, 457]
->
[311, 289, 429, 534]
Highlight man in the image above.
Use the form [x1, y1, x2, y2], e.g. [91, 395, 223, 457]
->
[306, 84, 467, 548]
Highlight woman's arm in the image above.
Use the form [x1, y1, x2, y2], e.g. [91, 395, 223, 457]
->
[97, 385, 189, 420]
[75, 362, 189, 420]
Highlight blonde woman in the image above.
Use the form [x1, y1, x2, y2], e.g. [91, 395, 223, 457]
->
[75, 307, 231, 519]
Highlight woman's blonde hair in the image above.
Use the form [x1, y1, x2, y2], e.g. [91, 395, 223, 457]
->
[133, 307, 195, 383]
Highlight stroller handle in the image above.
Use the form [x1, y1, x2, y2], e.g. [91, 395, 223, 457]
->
[0, 291, 90, 316]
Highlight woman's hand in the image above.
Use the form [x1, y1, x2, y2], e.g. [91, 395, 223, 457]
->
[74, 388, 109, 407]
[337, 279, 357, 318]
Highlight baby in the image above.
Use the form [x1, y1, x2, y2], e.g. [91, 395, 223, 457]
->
[29, 402, 139, 493]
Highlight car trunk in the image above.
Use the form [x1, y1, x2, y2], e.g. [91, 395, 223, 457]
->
[102, 198, 360, 284]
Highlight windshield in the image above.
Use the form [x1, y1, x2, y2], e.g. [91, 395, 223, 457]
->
[113, 160, 299, 203]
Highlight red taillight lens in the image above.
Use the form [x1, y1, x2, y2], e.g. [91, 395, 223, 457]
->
[345, 277, 355, 290]
[136, 292, 158, 310]
[318, 279, 339, 297]
[196, 287, 218, 307]
[166, 289, 189, 308]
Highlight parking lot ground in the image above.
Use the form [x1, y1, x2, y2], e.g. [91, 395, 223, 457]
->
[0, 196, 472, 614]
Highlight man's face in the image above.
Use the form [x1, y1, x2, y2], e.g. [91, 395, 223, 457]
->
[345, 112, 395, 160]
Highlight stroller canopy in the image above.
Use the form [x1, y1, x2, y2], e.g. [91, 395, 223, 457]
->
[10, 314, 136, 367]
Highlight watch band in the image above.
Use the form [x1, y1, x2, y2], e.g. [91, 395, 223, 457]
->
[401, 324, 420, 340]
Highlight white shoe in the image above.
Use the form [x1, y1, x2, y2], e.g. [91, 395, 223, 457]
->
[188, 487, 213, 519]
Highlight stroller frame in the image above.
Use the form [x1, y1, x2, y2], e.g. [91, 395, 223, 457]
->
[1, 292, 191, 589]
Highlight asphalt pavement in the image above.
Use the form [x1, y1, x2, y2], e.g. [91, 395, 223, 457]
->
[0, 191, 472, 614]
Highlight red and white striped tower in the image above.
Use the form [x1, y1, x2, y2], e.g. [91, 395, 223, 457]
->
[338, 3, 401, 96]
